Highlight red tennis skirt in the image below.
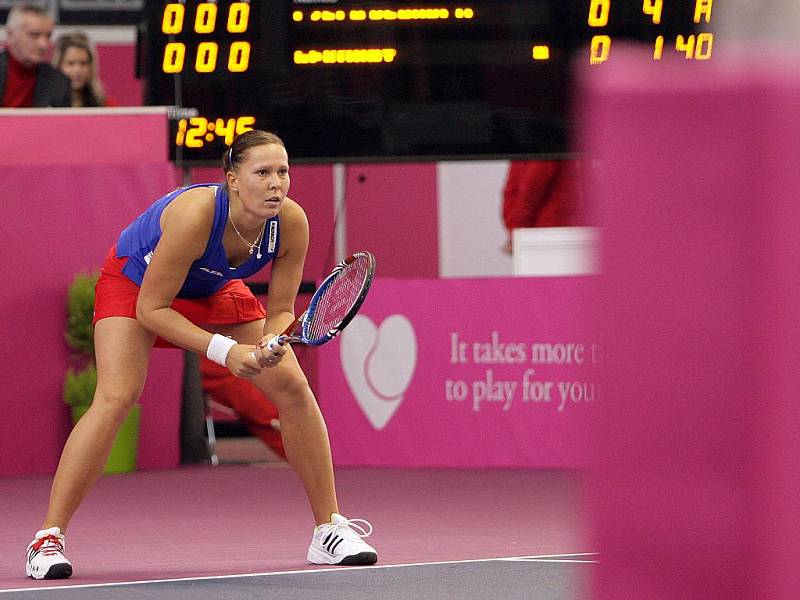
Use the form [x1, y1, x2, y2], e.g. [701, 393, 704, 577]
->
[94, 246, 267, 348]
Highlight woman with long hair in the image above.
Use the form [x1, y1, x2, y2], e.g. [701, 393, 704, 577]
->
[52, 32, 115, 107]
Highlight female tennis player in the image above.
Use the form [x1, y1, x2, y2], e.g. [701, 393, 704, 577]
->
[26, 130, 378, 580]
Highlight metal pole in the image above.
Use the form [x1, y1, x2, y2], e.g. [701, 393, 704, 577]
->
[333, 162, 347, 261]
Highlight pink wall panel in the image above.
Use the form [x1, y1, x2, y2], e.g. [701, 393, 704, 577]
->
[96, 44, 143, 107]
[345, 164, 439, 278]
[0, 163, 183, 476]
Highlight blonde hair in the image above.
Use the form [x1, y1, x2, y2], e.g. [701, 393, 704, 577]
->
[52, 32, 107, 107]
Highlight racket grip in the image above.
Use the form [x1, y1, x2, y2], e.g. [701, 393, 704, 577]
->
[267, 335, 287, 353]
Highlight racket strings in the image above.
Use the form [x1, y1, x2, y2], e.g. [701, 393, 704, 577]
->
[305, 259, 369, 340]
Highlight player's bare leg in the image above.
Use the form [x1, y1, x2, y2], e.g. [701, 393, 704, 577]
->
[215, 321, 339, 524]
[27, 318, 154, 579]
[217, 321, 377, 565]
[43, 317, 154, 530]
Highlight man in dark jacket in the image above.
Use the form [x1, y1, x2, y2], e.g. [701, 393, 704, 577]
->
[1, 2, 70, 107]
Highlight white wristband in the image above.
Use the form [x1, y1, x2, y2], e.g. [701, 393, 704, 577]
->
[206, 334, 237, 367]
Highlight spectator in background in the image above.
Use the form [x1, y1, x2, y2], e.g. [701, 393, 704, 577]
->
[501, 160, 583, 253]
[52, 32, 117, 107]
[0, 2, 70, 107]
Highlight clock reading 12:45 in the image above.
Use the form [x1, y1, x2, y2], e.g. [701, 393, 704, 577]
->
[175, 115, 256, 148]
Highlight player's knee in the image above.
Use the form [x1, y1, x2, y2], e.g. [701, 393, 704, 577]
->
[91, 388, 140, 422]
[268, 376, 314, 412]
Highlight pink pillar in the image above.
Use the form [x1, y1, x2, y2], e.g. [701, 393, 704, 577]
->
[580, 47, 800, 599]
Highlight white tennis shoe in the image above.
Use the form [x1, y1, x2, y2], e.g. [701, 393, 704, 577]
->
[26, 527, 73, 580]
[307, 513, 378, 565]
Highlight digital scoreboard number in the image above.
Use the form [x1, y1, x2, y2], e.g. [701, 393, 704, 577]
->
[160, 2, 252, 74]
[140, 0, 714, 163]
[585, 0, 713, 64]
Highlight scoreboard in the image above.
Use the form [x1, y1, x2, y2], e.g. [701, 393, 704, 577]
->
[139, 0, 714, 163]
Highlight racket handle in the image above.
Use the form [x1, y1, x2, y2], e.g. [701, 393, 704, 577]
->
[267, 335, 288, 353]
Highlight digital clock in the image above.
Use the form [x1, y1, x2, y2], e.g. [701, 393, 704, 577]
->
[175, 115, 256, 148]
[139, 0, 714, 163]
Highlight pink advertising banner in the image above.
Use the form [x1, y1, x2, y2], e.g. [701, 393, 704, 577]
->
[317, 277, 597, 468]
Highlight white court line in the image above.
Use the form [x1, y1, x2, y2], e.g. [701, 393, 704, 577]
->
[503, 558, 597, 564]
[501, 553, 598, 564]
[0, 552, 597, 594]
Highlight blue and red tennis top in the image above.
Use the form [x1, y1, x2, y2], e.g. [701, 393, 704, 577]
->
[115, 183, 280, 298]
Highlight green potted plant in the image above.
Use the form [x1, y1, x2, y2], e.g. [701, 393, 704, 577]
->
[63, 271, 140, 473]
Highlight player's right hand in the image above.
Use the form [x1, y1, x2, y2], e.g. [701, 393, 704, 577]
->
[226, 344, 263, 378]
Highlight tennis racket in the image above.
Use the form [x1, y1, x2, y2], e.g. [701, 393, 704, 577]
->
[267, 251, 376, 352]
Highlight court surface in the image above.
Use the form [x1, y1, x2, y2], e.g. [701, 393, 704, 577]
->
[0, 465, 592, 599]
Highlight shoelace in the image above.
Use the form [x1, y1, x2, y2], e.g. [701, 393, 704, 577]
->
[32, 535, 64, 557]
[332, 518, 373, 540]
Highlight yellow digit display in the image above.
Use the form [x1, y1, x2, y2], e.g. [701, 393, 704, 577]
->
[294, 48, 398, 65]
[675, 34, 695, 58]
[653, 35, 664, 59]
[694, 0, 713, 23]
[590, 35, 611, 64]
[162, 3, 184, 34]
[674, 33, 713, 60]
[642, 0, 662, 24]
[227, 3, 250, 33]
[235, 116, 256, 136]
[214, 118, 236, 144]
[163, 42, 186, 73]
[175, 117, 188, 147]
[588, 0, 610, 27]
[587, 1, 714, 65]
[159, 2, 251, 75]
[176, 115, 257, 148]
[195, 42, 219, 72]
[195, 3, 217, 34]
[695, 32, 713, 59]
[185, 117, 208, 148]
[531, 45, 550, 61]
[160, 2, 718, 95]
[228, 41, 251, 72]
[295, 7, 471, 23]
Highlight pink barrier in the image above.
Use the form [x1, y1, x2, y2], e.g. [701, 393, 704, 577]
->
[0, 108, 182, 476]
[317, 277, 596, 467]
[0, 109, 168, 166]
[581, 48, 800, 599]
[0, 163, 182, 476]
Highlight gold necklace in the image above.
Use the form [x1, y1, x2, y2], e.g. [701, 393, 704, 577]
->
[228, 204, 267, 258]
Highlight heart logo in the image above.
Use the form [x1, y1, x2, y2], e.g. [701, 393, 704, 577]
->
[340, 315, 417, 430]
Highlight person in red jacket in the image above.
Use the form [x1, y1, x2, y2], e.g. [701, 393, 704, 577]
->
[200, 357, 286, 459]
[0, 2, 70, 107]
[501, 160, 583, 253]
